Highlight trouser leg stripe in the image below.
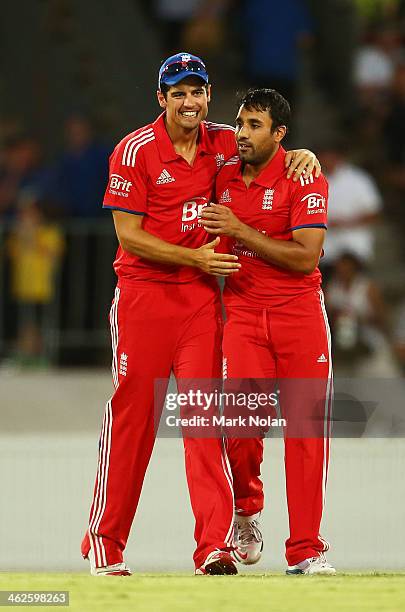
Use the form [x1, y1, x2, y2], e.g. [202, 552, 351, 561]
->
[89, 287, 120, 567]
[89, 402, 109, 566]
[95, 400, 113, 566]
[221, 438, 235, 546]
[111, 288, 120, 389]
[89, 400, 113, 567]
[318, 289, 333, 552]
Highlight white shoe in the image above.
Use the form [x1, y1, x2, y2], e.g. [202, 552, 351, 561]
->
[232, 513, 263, 565]
[195, 549, 238, 575]
[91, 562, 132, 576]
[87, 545, 131, 576]
[286, 553, 336, 575]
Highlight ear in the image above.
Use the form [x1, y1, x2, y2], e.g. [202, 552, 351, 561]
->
[157, 90, 167, 109]
[275, 125, 287, 143]
[206, 83, 212, 103]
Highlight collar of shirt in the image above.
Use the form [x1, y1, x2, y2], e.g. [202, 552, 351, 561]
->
[152, 112, 213, 162]
[228, 145, 287, 186]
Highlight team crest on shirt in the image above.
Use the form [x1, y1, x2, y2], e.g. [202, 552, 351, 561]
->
[119, 353, 128, 376]
[262, 188, 274, 210]
[215, 153, 225, 169]
[219, 189, 232, 203]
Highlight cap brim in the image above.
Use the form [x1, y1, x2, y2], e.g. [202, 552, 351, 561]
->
[160, 70, 208, 87]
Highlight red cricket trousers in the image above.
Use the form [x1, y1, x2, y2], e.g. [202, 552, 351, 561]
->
[83, 276, 234, 569]
[223, 289, 332, 566]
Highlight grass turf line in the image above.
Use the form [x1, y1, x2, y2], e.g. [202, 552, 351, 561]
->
[0, 573, 404, 612]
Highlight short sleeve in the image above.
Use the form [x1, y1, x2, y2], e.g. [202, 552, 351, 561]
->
[102, 137, 148, 215]
[289, 173, 328, 231]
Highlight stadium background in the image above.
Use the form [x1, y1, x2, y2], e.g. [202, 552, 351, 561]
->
[0, 0, 404, 573]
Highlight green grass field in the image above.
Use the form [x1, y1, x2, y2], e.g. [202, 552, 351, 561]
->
[0, 573, 404, 612]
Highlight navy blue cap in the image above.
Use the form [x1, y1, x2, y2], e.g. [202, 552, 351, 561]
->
[158, 52, 209, 89]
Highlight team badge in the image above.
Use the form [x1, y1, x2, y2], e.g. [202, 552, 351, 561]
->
[215, 153, 225, 169]
[119, 353, 128, 376]
[262, 189, 274, 210]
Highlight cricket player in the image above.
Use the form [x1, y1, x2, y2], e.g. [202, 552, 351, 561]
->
[81, 54, 321, 576]
[201, 88, 335, 575]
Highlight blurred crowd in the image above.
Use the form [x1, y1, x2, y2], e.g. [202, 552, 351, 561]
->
[1, 0, 405, 388]
[0, 115, 111, 366]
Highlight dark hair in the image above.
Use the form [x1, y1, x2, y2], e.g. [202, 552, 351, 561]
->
[159, 83, 171, 98]
[337, 251, 367, 272]
[238, 88, 290, 132]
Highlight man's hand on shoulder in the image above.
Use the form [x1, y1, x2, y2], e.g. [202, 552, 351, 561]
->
[285, 149, 321, 181]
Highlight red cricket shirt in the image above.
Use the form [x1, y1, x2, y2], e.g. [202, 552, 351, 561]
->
[103, 113, 236, 283]
[215, 146, 328, 308]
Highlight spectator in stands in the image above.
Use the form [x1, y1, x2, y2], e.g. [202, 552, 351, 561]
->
[354, 24, 404, 111]
[152, 0, 228, 57]
[6, 190, 64, 366]
[326, 252, 399, 378]
[53, 115, 110, 219]
[241, 0, 313, 104]
[153, 0, 203, 55]
[327, 251, 403, 435]
[318, 141, 382, 268]
[0, 136, 51, 220]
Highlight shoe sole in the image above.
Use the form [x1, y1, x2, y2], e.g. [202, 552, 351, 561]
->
[205, 558, 238, 575]
[96, 570, 132, 577]
[286, 568, 336, 575]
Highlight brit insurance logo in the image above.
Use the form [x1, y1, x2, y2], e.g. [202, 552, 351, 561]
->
[262, 188, 274, 210]
[181, 196, 209, 233]
[301, 192, 326, 215]
[108, 174, 132, 198]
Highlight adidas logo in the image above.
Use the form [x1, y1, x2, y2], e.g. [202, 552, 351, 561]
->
[156, 169, 175, 184]
[317, 353, 327, 363]
[219, 189, 231, 203]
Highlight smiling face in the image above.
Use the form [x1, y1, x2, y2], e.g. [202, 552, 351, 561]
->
[157, 76, 211, 131]
[235, 105, 286, 167]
